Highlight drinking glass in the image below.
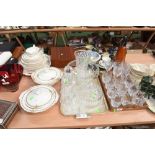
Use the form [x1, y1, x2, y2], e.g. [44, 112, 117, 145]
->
[124, 76, 134, 89]
[128, 85, 139, 97]
[111, 94, 122, 108]
[112, 62, 123, 77]
[132, 92, 145, 106]
[102, 71, 113, 84]
[102, 58, 113, 72]
[121, 95, 131, 106]
[105, 79, 115, 90]
[107, 87, 117, 99]
[117, 84, 127, 97]
[113, 76, 122, 88]
[121, 62, 130, 77]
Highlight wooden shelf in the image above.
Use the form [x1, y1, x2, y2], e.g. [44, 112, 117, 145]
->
[1, 27, 155, 34]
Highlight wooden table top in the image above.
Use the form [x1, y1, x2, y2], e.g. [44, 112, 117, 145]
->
[0, 53, 155, 128]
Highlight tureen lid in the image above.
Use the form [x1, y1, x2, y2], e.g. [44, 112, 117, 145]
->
[25, 45, 40, 55]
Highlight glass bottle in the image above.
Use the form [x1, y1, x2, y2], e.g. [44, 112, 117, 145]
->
[115, 47, 127, 62]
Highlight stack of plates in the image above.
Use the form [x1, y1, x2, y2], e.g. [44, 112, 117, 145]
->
[130, 64, 154, 85]
[130, 64, 155, 76]
[31, 67, 63, 85]
[145, 98, 155, 113]
[150, 64, 155, 76]
[19, 85, 59, 113]
[19, 45, 51, 76]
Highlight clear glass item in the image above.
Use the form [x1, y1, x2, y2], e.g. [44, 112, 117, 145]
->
[132, 92, 145, 106]
[125, 76, 134, 89]
[122, 62, 130, 77]
[63, 64, 75, 85]
[107, 88, 117, 99]
[111, 95, 122, 108]
[106, 79, 115, 90]
[121, 95, 131, 106]
[60, 51, 106, 116]
[74, 50, 101, 65]
[112, 62, 123, 77]
[101, 57, 113, 72]
[102, 71, 113, 85]
[128, 85, 139, 97]
[102, 59, 146, 108]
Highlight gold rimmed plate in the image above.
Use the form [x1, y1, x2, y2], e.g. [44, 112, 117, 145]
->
[19, 85, 59, 113]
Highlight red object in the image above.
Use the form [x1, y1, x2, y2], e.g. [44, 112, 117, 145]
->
[115, 47, 127, 62]
[0, 64, 23, 86]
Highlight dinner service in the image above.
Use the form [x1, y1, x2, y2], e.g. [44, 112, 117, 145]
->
[19, 45, 51, 76]
[129, 63, 155, 86]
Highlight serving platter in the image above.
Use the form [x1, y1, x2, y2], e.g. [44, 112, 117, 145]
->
[19, 85, 59, 113]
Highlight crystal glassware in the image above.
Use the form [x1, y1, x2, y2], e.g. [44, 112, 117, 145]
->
[132, 92, 145, 106]
[121, 94, 131, 106]
[107, 87, 117, 99]
[111, 94, 122, 108]
[112, 62, 123, 77]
